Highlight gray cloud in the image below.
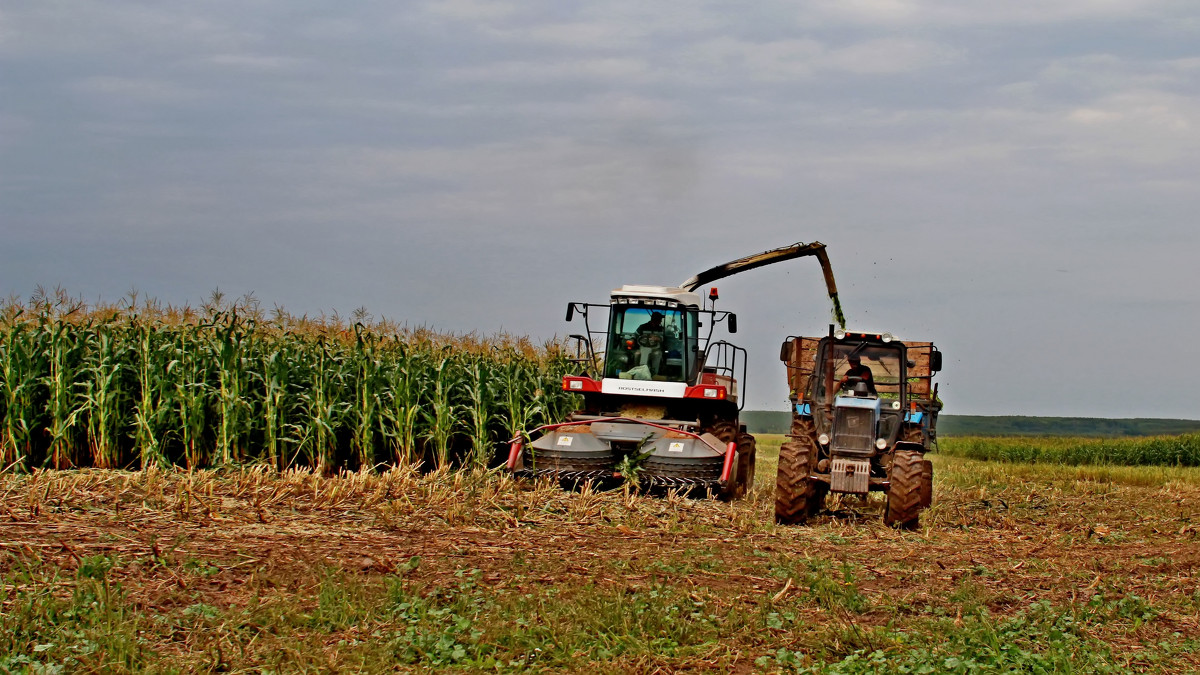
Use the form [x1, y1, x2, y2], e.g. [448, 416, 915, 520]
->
[2, 0, 1198, 417]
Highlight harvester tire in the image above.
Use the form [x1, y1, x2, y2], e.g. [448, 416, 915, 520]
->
[919, 459, 933, 509]
[707, 420, 739, 444]
[734, 433, 756, 498]
[775, 433, 820, 525]
[885, 449, 923, 530]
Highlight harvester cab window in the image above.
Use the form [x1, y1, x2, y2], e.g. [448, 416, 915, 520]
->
[605, 305, 691, 382]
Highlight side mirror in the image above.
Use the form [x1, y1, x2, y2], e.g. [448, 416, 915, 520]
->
[930, 350, 943, 372]
[565, 304, 575, 321]
[727, 313, 737, 334]
[779, 339, 792, 362]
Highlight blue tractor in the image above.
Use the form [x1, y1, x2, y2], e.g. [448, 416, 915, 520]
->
[775, 327, 942, 527]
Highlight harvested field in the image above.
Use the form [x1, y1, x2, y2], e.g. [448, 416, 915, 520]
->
[3, 437, 1198, 672]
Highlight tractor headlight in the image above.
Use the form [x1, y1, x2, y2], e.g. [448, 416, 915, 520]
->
[568, 380, 584, 390]
[834, 329, 846, 340]
[818, 433, 830, 445]
[882, 332, 894, 343]
[875, 438, 888, 450]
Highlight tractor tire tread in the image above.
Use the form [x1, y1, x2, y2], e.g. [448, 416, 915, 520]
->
[885, 449, 923, 529]
[776, 415, 824, 525]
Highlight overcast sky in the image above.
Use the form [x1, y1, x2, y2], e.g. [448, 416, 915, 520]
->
[2, 1, 1198, 417]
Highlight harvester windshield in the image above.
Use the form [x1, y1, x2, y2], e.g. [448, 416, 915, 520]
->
[604, 305, 697, 382]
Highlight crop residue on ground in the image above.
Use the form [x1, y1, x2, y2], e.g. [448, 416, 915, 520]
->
[2, 442, 1198, 672]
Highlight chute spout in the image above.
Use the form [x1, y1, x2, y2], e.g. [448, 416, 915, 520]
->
[679, 241, 845, 328]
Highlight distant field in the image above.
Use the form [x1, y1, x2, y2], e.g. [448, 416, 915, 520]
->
[937, 416, 1200, 437]
[741, 411, 1200, 438]
[3, 443, 1197, 672]
[937, 434, 1200, 467]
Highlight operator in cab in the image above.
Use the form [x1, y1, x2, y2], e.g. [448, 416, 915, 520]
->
[635, 311, 666, 375]
[838, 355, 876, 395]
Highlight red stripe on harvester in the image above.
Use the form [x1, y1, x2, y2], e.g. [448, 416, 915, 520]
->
[506, 440, 523, 470]
[720, 441, 737, 482]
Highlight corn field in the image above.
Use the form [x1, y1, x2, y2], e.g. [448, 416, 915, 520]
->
[937, 434, 1200, 467]
[0, 289, 578, 473]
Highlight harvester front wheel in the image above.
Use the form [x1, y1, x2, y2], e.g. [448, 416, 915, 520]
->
[885, 449, 923, 529]
[775, 433, 820, 525]
[734, 433, 756, 498]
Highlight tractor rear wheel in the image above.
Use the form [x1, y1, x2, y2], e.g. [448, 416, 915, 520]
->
[919, 459, 933, 509]
[885, 449, 923, 529]
[775, 419, 822, 524]
[734, 433, 756, 498]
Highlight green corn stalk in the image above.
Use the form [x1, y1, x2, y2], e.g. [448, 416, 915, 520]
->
[210, 313, 252, 465]
[0, 318, 43, 469]
[382, 340, 425, 466]
[258, 335, 298, 470]
[297, 339, 348, 474]
[497, 349, 543, 443]
[169, 329, 211, 469]
[350, 324, 384, 470]
[463, 355, 496, 470]
[82, 322, 127, 469]
[538, 346, 579, 427]
[130, 319, 173, 469]
[42, 320, 89, 469]
[422, 352, 461, 470]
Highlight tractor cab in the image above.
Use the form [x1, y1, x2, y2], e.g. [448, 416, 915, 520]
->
[776, 327, 943, 526]
[811, 334, 909, 458]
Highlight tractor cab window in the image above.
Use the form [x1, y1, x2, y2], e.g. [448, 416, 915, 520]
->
[604, 305, 693, 382]
[818, 343, 905, 404]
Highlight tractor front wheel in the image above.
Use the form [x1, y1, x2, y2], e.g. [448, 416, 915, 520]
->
[885, 449, 923, 529]
[775, 421, 823, 524]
